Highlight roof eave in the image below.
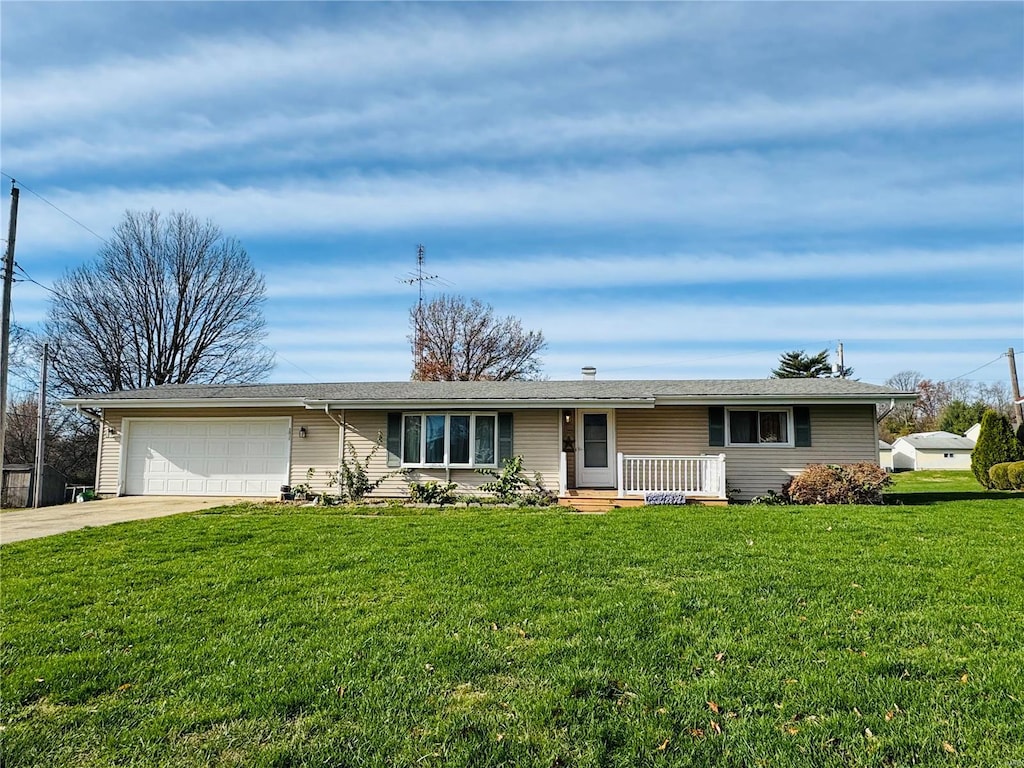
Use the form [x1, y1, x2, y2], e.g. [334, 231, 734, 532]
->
[654, 393, 917, 406]
[306, 397, 658, 410]
[61, 397, 309, 409]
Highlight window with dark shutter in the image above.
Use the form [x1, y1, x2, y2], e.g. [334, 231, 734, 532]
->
[708, 407, 725, 446]
[794, 407, 812, 447]
[498, 412, 514, 463]
[386, 412, 402, 467]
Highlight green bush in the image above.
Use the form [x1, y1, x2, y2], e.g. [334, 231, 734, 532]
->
[1005, 461, 1024, 491]
[988, 463, 1013, 491]
[971, 411, 1024, 488]
[477, 455, 555, 505]
[408, 481, 459, 505]
[785, 462, 891, 505]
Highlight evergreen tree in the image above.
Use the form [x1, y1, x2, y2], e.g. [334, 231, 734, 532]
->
[971, 411, 1024, 488]
[771, 349, 838, 378]
[938, 400, 988, 435]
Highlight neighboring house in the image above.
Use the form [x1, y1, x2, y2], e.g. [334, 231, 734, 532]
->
[890, 431, 976, 471]
[964, 423, 981, 443]
[63, 373, 915, 503]
[878, 440, 894, 471]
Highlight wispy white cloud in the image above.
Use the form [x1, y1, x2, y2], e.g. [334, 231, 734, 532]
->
[258, 246, 1022, 299]
[11, 148, 1021, 252]
[8, 79, 1020, 175]
[3, 7, 684, 133]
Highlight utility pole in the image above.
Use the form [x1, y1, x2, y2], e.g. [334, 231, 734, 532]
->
[0, 181, 20, 477]
[33, 343, 48, 508]
[837, 341, 845, 379]
[1008, 347, 1023, 429]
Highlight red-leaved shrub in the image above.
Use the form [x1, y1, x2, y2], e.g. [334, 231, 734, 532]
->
[784, 462, 891, 505]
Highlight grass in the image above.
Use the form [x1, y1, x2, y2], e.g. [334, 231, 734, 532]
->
[2, 493, 1022, 767]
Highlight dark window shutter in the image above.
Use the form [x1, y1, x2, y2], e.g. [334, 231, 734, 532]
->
[386, 412, 402, 467]
[498, 412, 514, 463]
[708, 407, 725, 446]
[794, 407, 812, 447]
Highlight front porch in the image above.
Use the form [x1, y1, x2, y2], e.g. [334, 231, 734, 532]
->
[557, 452, 729, 511]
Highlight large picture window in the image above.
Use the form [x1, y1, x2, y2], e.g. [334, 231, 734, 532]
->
[727, 409, 792, 446]
[401, 413, 499, 467]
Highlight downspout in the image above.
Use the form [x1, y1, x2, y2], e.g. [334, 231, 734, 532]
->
[876, 398, 896, 423]
[324, 404, 345, 492]
[76, 405, 109, 494]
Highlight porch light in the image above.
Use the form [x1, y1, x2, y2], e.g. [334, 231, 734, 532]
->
[298, 426, 307, 439]
[563, 410, 572, 424]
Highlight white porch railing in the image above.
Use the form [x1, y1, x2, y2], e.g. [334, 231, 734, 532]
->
[616, 453, 727, 499]
[558, 451, 568, 495]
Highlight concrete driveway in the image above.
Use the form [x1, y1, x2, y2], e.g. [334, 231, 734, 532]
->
[1, 496, 266, 544]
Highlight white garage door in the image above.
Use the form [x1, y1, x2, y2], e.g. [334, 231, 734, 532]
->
[124, 418, 291, 496]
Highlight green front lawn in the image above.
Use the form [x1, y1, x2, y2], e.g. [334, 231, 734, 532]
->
[887, 469, 984, 494]
[2, 496, 1022, 767]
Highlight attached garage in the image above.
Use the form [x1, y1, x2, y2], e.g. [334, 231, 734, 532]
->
[122, 417, 291, 496]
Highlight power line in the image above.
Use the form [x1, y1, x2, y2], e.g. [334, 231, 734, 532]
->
[0, 171, 108, 244]
[946, 352, 1008, 382]
[13, 262, 74, 303]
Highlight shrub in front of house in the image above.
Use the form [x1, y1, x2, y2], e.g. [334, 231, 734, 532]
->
[999, 461, 1024, 491]
[407, 481, 459, 505]
[971, 411, 1024, 489]
[988, 463, 1013, 491]
[784, 462, 891, 505]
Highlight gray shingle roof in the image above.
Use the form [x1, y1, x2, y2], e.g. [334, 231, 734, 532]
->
[67, 377, 914, 405]
[896, 431, 976, 450]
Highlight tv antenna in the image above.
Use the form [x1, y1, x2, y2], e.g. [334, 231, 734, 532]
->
[397, 244, 451, 368]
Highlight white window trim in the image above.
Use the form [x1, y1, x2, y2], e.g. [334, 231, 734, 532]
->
[725, 407, 795, 448]
[400, 412, 500, 469]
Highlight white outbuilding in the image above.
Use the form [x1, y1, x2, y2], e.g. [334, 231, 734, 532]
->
[891, 431, 975, 471]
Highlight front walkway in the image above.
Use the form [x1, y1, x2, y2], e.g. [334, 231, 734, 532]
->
[0, 496, 264, 544]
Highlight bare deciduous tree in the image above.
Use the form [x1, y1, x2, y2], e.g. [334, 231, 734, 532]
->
[410, 295, 546, 381]
[43, 210, 273, 395]
[3, 396, 97, 484]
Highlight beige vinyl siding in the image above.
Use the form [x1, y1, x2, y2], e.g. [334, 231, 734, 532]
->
[343, 409, 561, 498]
[912, 449, 972, 470]
[617, 405, 878, 500]
[97, 407, 338, 496]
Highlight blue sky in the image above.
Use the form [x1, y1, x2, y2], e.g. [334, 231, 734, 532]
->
[2, 2, 1022, 386]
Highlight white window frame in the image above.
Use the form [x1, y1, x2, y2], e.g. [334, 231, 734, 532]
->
[725, 407, 795, 448]
[400, 412, 500, 469]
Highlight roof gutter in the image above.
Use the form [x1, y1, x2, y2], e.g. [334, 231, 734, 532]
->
[302, 397, 658, 410]
[60, 397, 309, 409]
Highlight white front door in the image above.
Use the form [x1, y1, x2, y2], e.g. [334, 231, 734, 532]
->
[576, 410, 616, 487]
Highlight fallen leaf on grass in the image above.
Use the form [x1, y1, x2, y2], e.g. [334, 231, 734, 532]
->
[785, 727, 799, 735]
[714, 652, 726, 663]
[884, 711, 894, 722]
[865, 728, 874, 740]
[689, 728, 705, 738]
[942, 742, 957, 754]
[116, 684, 131, 692]
[709, 720, 722, 735]
[657, 739, 669, 751]
[707, 701, 720, 714]
[959, 673, 968, 683]
[337, 686, 346, 698]
[496, 733, 504, 742]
